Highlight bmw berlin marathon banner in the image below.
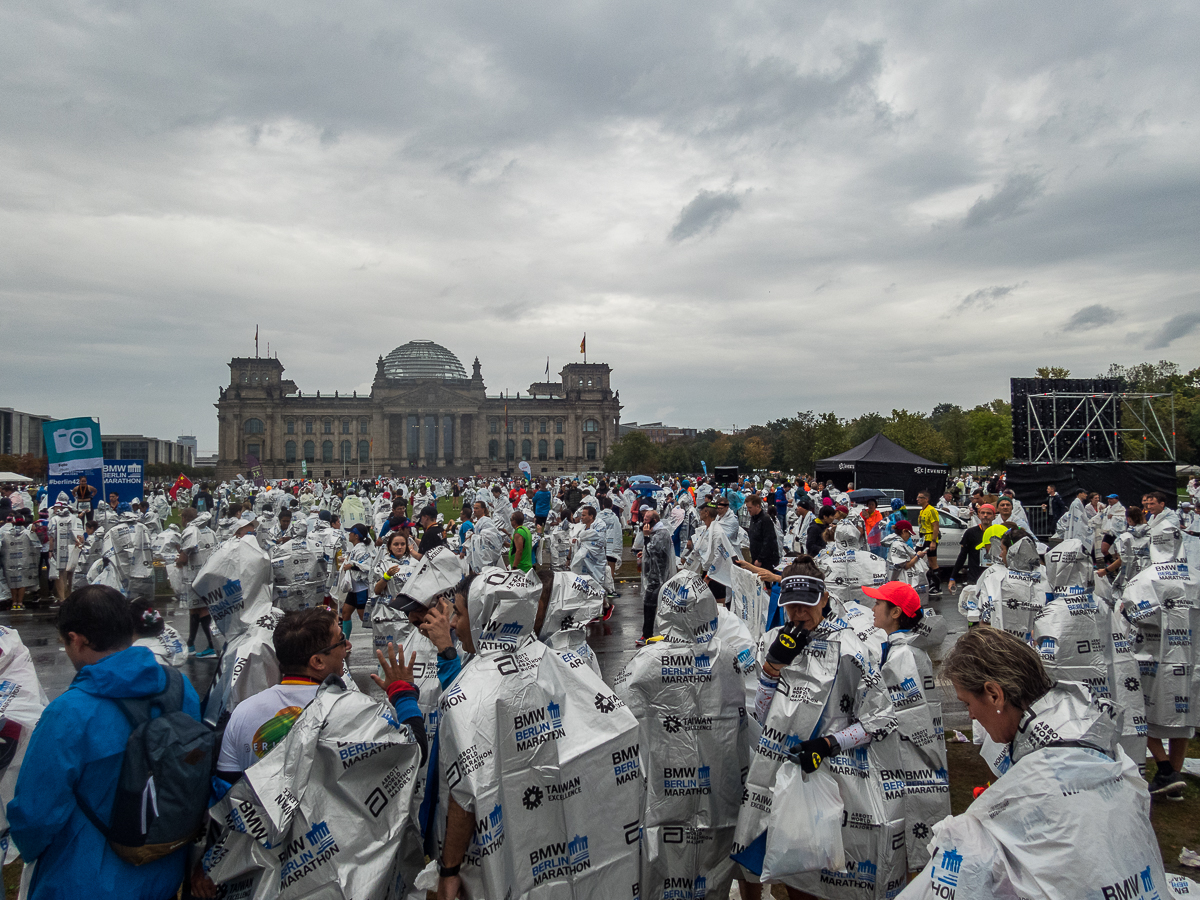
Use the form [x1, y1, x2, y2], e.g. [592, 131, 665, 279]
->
[103, 460, 144, 506]
[43, 417, 104, 504]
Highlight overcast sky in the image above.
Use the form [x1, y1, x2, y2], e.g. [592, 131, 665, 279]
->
[3, 1, 1198, 453]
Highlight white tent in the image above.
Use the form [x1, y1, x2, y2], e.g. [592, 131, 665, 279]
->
[0, 473, 34, 484]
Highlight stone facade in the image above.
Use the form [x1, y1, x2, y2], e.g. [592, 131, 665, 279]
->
[214, 342, 621, 480]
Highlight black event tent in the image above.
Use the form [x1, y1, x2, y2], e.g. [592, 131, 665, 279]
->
[815, 434, 949, 504]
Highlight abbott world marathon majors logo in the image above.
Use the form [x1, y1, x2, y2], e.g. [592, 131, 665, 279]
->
[514, 701, 565, 752]
[530, 833, 591, 884]
[279, 820, 339, 888]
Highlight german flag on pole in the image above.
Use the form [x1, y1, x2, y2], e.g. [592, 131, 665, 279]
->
[580, 334, 586, 354]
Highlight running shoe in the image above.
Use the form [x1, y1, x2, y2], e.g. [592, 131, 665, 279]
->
[1148, 769, 1187, 798]
[634, 637, 647, 648]
[187, 645, 196, 657]
[602, 603, 614, 621]
[195, 647, 217, 659]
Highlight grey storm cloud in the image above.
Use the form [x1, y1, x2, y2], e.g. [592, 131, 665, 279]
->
[1146, 310, 1200, 350]
[1, 1, 1198, 448]
[668, 189, 746, 242]
[964, 171, 1047, 228]
[953, 283, 1023, 314]
[1062, 304, 1118, 332]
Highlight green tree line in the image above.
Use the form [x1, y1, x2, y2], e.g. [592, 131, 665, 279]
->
[605, 359, 1200, 475]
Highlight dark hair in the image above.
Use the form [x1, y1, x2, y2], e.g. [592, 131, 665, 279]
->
[782, 555, 824, 581]
[600, 496, 613, 510]
[130, 598, 166, 637]
[580, 505, 596, 518]
[454, 572, 479, 603]
[1126, 505, 1145, 525]
[58, 585, 134, 652]
[746, 494, 763, 507]
[882, 600, 924, 631]
[511, 510, 525, 526]
[1143, 490, 1170, 505]
[274, 607, 338, 673]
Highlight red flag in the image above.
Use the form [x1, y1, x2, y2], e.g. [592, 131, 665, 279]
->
[169, 474, 193, 500]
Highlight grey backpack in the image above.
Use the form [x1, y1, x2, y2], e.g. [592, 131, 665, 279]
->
[75, 667, 216, 865]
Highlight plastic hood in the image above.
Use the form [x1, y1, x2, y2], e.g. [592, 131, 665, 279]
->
[467, 566, 541, 655]
[653, 569, 720, 643]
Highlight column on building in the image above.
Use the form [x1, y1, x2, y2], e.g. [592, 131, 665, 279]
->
[399, 411, 408, 468]
[453, 413, 462, 466]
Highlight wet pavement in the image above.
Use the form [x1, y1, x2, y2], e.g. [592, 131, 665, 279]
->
[1, 575, 972, 732]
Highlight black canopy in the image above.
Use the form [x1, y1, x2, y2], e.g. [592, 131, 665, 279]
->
[815, 434, 949, 503]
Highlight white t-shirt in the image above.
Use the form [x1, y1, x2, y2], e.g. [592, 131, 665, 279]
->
[217, 681, 320, 774]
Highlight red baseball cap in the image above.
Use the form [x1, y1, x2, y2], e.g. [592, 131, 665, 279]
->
[861, 581, 921, 617]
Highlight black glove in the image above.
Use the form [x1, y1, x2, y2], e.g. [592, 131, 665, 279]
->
[765, 623, 810, 669]
[790, 735, 839, 773]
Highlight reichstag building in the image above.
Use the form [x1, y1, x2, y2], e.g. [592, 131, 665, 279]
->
[215, 340, 622, 480]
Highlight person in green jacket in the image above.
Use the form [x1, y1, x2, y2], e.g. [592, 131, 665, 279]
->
[508, 510, 533, 572]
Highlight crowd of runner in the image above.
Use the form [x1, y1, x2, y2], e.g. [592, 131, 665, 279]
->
[0, 470, 1198, 899]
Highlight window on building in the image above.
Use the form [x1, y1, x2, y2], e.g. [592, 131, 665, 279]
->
[489, 439, 499, 461]
[305, 419, 313, 434]
[241, 372, 249, 383]
[506, 419, 514, 433]
[506, 439, 515, 460]
[246, 443, 261, 460]
[285, 441, 297, 462]
[555, 419, 564, 434]
[522, 418, 531, 434]
[488, 418, 498, 434]
[245, 418, 264, 434]
[304, 441, 315, 461]
[586, 442, 597, 460]
[358, 440, 369, 463]
[342, 420, 350, 434]
[339, 440, 350, 462]
[359, 417, 369, 433]
[583, 418, 599, 432]
[538, 440, 548, 460]
[554, 439, 564, 460]
[322, 440, 333, 462]
[539, 418, 547, 433]
[323, 419, 332, 434]
[521, 439, 531, 460]
[286, 419, 295, 434]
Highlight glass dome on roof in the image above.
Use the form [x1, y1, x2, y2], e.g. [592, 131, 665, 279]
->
[383, 340, 469, 382]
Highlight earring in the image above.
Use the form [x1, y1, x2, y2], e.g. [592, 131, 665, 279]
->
[996, 709, 1001, 714]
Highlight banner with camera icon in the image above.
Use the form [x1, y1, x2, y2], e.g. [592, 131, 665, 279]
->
[41, 416, 102, 476]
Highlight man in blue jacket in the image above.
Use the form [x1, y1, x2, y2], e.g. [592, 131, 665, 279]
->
[8, 585, 201, 900]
